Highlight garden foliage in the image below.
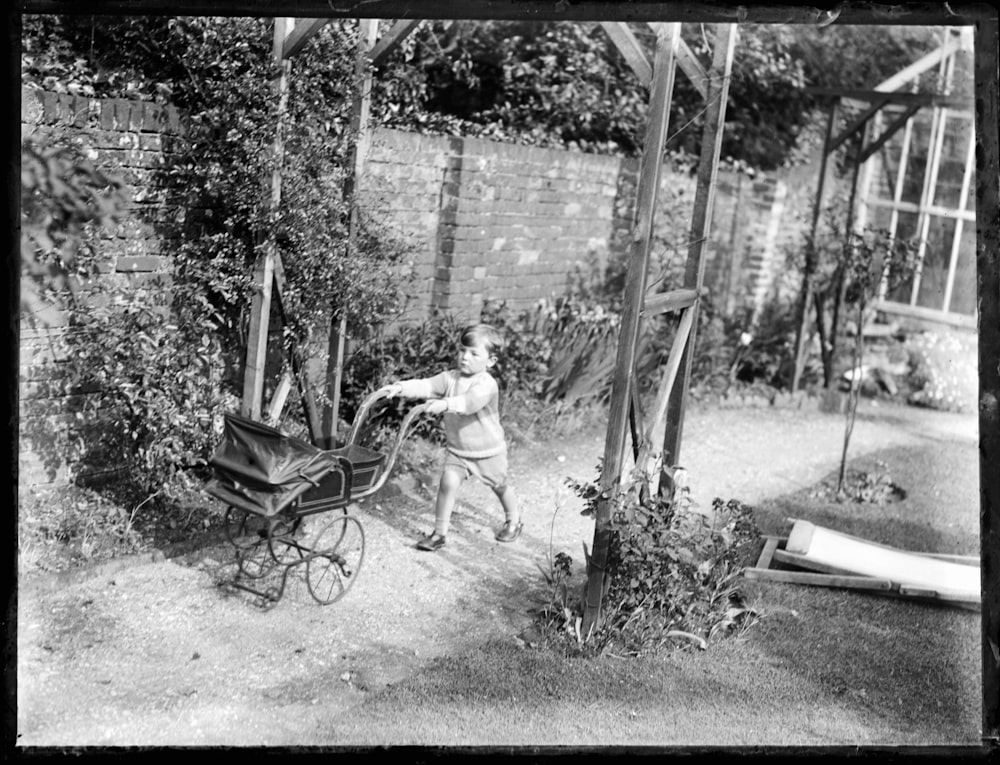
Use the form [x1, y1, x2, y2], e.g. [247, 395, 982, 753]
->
[537, 466, 762, 655]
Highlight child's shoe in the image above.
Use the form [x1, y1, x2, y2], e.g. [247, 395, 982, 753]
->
[416, 531, 446, 551]
[494, 520, 523, 543]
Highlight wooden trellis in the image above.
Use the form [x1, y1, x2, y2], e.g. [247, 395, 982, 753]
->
[236, 17, 733, 633]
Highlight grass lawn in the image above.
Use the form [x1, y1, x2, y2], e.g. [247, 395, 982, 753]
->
[317, 434, 983, 748]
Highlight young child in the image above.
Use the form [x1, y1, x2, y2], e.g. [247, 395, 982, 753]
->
[379, 323, 522, 552]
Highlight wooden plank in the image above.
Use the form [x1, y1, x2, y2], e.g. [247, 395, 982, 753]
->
[640, 304, 694, 457]
[791, 100, 838, 392]
[324, 18, 379, 443]
[370, 19, 422, 68]
[975, 12, 1000, 743]
[266, 370, 293, 424]
[15, 2, 992, 26]
[876, 32, 961, 93]
[282, 17, 332, 59]
[773, 548, 860, 577]
[744, 568, 895, 591]
[857, 102, 922, 164]
[600, 22, 651, 87]
[582, 22, 681, 638]
[659, 23, 736, 489]
[242, 17, 292, 419]
[755, 536, 780, 570]
[827, 95, 890, 154]
[641, 287, 702, 316]
[805, 87, 970, 109]
[648, 24, 709, 101]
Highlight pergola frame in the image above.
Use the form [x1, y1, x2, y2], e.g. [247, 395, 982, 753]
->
[7, 1, 999, 749]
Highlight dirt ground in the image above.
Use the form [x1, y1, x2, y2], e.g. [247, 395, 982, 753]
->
[13, 398, 980, 747]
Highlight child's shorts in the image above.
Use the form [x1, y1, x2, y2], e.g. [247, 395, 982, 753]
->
[443, 450, 508, 490]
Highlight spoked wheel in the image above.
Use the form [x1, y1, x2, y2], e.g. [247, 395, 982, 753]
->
[305, 514, 365, 605]
[226, 508, 301, 580]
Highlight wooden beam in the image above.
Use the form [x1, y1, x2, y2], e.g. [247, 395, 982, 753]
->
[648, 23, 709, 101]
[857, 102, 922, 164]
[791, 100, 838, 392]
[806, 86, 970, 110]
[875, 32, 962, 93]
[600, 22, 651, 87]
[975, 12, 1000, 744]
[659, 23, 736, 491]
[323, 18, 379, 444]
[18, 1, 991, 26]
[282, 17, 332, 59]
[581, 22, 681, 639]
[675, 38, 709, 101]
[827, 95, 890, 154]
[641, 287, 703, 316]
[634, 304, 695, 492]
[242, 17, 292, 419]
[370, 19, 422, 68]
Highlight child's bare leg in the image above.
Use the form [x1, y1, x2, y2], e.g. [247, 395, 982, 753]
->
[433, 467, 463, 536]
[493, 484, 520, 526]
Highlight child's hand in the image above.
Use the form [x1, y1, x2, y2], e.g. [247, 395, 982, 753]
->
[424, 399, 447, 415]
[380, 383, 402, 398]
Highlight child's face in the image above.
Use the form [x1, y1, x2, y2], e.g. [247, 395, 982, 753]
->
[457, 338, 496, 376]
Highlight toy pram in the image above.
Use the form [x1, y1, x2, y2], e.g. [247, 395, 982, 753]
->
[205, 389, 430, 606]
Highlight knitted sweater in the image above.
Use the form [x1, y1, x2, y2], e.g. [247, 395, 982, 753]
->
[397, 370, 506, 459]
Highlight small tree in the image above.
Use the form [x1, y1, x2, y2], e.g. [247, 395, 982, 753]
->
[836, 227, 918, 496]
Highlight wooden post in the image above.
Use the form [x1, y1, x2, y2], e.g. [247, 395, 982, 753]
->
[790, 99, 838, 393]
[581, 22, 680, 637]
[322, 18, 378, 447]
[241, 17, 292, 419]
[659, 23, 736, 491]
[975, 13, 1000, 745]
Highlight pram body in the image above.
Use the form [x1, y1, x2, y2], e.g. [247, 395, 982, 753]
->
[205, 390, 429, 605]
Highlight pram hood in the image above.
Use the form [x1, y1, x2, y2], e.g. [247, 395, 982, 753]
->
[206, 412, 344, 517]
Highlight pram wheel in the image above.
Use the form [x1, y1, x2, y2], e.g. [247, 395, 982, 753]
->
[227, 508, 301, 579]
[306, 514, 365, 605]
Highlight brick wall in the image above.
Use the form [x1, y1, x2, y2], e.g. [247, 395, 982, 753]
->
[20, 87, 189, 487]
[362, 129, 626, 319]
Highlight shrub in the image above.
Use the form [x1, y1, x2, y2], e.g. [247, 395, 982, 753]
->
[904, 330, 978, 413]
[544, 466, 762, 656]
[60, 272, 239, 505]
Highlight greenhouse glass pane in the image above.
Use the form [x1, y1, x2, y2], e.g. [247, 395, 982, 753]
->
[887, 211, 921, 303]
[949, 222, 977, 316]
[934, 113, 973, 209]
[916, 215, 956, 311]
[901, 119, 931, 204]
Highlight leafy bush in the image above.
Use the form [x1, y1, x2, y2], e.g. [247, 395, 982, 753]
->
[543, 467, 762, 656]
[904, 330, 978, 413]
[61, 280, 238, 504]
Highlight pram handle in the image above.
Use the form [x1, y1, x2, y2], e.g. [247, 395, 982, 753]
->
[355, 399, 435, 498]
[344, 387, 394, 447]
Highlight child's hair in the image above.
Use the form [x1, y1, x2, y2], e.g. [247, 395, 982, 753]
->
[460, 323, 505, 358]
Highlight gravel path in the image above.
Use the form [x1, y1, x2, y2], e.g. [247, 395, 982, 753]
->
[14, 399, 978, 746]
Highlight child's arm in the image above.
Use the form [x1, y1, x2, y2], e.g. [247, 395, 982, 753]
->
[378, 372, 449, 401]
